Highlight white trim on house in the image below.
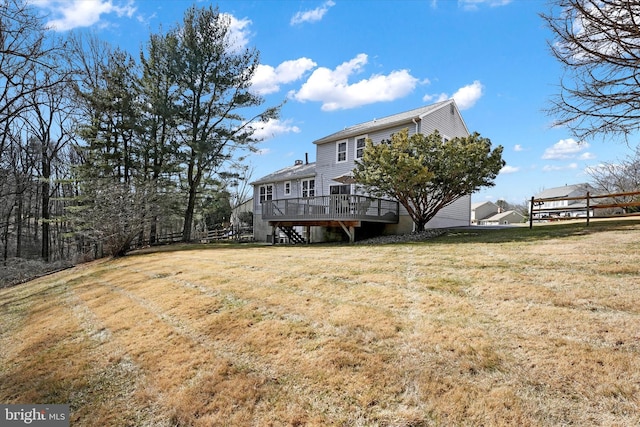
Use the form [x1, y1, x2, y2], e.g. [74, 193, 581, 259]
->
[301, 178, 315, 198]
[252, 100, 475, 243]
[355, 135, 367, 160]
[259, 184, 273, 203]
[284, 181, 291, 196]
[337, 140, 347, 163]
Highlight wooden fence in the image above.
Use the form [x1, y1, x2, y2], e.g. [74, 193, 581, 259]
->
[529, 190, 640, 229]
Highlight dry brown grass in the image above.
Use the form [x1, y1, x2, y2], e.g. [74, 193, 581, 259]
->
[1, 220, 639, 426]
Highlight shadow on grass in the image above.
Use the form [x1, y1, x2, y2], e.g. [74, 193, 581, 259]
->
[125, 218, 640, 256]
[128, 240, 270, 257]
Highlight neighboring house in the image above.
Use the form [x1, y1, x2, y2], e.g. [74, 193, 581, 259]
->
[471, 201, 499, 224]
[478, 210, 525, 226]
[532, 183, 598, 218]
[252, 100, 472, 243]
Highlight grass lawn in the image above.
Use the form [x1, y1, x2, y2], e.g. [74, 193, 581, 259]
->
[1, 220, 639, 426]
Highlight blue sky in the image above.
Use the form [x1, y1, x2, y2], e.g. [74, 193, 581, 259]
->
[31, 0, 637, 205]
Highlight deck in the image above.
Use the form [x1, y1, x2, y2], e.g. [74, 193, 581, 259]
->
[261, 195, 399, 243]
[261, 195, 399, 223]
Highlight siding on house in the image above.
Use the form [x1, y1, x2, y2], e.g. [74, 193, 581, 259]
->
[314, 99, 471, 229]
[471, 201, 499, 223]
[533, 183, 598, 217]
[252, 100, 476, 241]
[252, 161, 316, 240]
[479, 210, 525, 225]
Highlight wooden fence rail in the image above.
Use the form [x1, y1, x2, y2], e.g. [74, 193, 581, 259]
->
[529, 190, 640, 229]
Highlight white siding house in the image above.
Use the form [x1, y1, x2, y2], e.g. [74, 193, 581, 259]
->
[471, 201, 499, 224]
[532, 183, 598, 218]
[479, 210, 525, 225]
[252, 100, 474, 243]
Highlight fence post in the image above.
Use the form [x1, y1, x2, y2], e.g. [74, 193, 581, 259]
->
[586, 192, 590, 226]
[529, 196, 535, 229]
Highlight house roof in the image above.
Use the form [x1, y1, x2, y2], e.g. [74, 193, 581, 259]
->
[312, 99, 457, 145]
[471, 201, 498, 210]
[534, 183, 596, 199]
[482, 210, 525, 222]
[251, 161, 316, 185]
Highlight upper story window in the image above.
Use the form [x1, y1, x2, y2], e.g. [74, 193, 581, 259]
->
[337, 141, 347, 163]
[284, 181, 291, 196]
[259, 184, 273, 202]
[302, 179, 315, 198]
[355, 136, 367, 160]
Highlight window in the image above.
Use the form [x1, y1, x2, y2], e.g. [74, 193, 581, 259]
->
[259, 184, 273, 202]
[330, 184, 350, 195]
[337, 141, 347, 162]
[355, 136, 367, 159]
[284, 181, 291, 196]
[302, 179, 315, 198]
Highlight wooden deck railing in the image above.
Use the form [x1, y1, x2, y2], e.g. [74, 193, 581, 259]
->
[261, 195, 399, 223]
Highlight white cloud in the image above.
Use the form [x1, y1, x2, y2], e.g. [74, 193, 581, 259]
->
[514, 144, 524, 152]
[451, 80, 483, 110]
[500, 165, 520, 174]
[459, 0, 512, 11]
[250, 118, 301, 141]
[422, 80, 483, 110]
[292, 53, 418, 111]
[34, 0, 136, 31]
[223, 14, 253, 51]
[579, 152, 596, 160]
[542, 163, 578, 172]
[251, 58, 317, 95]
[542, 138, 590, 160]
[291, 0, 335, 25]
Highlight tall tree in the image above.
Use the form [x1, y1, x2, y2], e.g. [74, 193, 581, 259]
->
[1, 0, 61, 262]
[24, 67, 75, 262]
[168, 5, 279, 241]
[353, 129, 504, 231]
[139, 31, 182, 244]
[542, 0, 640, 141]
[0, 0, 56, 142]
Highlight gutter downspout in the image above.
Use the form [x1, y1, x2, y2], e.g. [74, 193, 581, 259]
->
[412, 118, 419, 135]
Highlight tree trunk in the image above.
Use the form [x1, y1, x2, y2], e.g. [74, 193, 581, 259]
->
[15, 194, 23, 258]
[182, 185, 197, 242]
[150, 217, 157, 245]
[182, 156, 202, 242]
[41, 157, 51, 262]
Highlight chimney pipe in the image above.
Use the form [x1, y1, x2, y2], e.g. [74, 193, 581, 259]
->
[305, 152, 309, 164]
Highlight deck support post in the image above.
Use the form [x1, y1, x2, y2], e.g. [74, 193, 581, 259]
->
[338, 221, 355, 243]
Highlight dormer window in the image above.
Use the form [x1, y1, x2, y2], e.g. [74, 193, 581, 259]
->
[337, 141, 347, 162]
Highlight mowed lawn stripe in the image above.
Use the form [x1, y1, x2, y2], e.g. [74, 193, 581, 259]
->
[1, 221, 639, 425]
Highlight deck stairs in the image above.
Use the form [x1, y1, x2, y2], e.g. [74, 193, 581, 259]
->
[278, 226, 306, 244]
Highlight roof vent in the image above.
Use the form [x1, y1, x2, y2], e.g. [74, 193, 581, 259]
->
[294, 159, 303, 166]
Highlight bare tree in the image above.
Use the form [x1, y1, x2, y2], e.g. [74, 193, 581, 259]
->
[23, 68, 76, 262]
[588, 148, 640, 211]
[542, 0, 640, 141]
[0, 0, 58, 145]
